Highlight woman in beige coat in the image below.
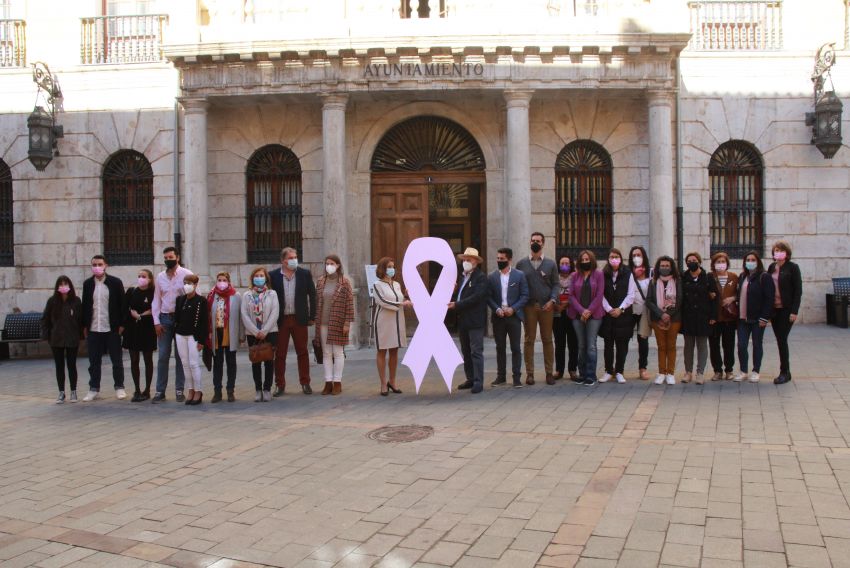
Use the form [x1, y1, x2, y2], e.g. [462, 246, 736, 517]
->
[372, 256, 411, 396]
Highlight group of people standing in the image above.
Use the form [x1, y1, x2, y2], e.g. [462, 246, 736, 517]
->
[40, 235, 802, 403]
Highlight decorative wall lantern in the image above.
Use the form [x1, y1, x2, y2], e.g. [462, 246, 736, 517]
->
[805, 43, 843, 159]
[27, 62, 64, 171]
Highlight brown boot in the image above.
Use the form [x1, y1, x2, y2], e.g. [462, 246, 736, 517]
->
[332, 382, 342, 395]
[321, 382, 333, 395]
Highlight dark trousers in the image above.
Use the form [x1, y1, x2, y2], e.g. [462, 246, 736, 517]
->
[553, 314, 578, 374]
[709, 321, 736, 374]
[737, 321, 765, 373]
[213, 348, 237, 392]
[275, 316, 310, 387]
[771, 307, 795, 374]
[87, 331, 124, 391]
[248, 333, 277, 391]
[459, 326, 485, 387]
[52, 347, 78, 391]
[632, 314, 649, 370]
[129, 350, 154, 393]
[493, 315, 522, 381]
[603, 335, 631, 374]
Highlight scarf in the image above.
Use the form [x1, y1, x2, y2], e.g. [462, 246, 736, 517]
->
[632, 266, 646, 279]
[655, 275, 677, 310]
[207, 285, 236, 349]
[249, 286, 267, 330]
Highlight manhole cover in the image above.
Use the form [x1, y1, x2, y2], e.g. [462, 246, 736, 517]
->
[367, 425, 434, 443]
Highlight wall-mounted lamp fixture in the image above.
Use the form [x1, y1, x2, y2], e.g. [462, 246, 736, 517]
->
[805, 43, 843, 159]
[27, 62, 64, 171]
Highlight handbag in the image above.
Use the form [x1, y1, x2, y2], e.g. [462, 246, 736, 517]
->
[248, 340, 274, 363]
[722, 300, 739, 319]
[312, 337, 323, 365]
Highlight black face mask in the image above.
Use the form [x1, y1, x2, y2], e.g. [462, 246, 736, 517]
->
[497, 260, 509, 270]
[530, 242, 542, 253]
[579, 261, 592, 271]
[164, 259, 178, 269]
[659, 267, 672, 277]
[687, 262, 700, 272]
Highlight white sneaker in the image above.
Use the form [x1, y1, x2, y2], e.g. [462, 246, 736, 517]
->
[749, 372, 760, 383]
[115, 388, 127, 400]
[695, 373, 705, 385]
[733, 373, 747, 382]
[615, 373, 626, 384]
[599, 373, 612, 383]
[665, 374, 676, 385]
[254, 391, 262, 402]
[654, 374, 666, 385]
[82, 391, 99, 402]
[262, 390, 272, 402]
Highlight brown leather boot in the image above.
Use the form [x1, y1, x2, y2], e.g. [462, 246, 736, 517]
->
[332, 382, 342, 395]
[321, 382, 333, 395]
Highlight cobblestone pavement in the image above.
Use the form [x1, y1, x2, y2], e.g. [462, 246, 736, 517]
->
[0, 324, 849, 568]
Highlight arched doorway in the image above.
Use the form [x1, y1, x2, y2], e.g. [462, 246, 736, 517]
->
[370, 115, 487, 291]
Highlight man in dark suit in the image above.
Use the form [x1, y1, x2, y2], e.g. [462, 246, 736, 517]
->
[487, 247, 529, 388]
[81, 254, 126, 401]
[449, 247, 489, 394]
[269, 247, 317, 395]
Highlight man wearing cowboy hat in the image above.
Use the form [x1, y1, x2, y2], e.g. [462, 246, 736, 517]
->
[448, 247, 489, 394]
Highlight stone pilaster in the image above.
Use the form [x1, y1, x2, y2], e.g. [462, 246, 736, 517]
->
[181, 97, 209, 282]
[320, 92, 349, 265]
[504, 90, 534, 257]
[647, 89, 674, 259]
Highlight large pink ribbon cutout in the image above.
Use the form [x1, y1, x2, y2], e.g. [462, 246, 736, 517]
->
[401, 237, 463, 393]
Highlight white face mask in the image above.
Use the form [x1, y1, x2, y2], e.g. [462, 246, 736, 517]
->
[326, 264, 338, 275]
[631, 256, 643, 267]
[715, 262, 727, 272]
[183, 284, 195, 294]
[286, 259, 298, 270]
[462, 261, 474, 273]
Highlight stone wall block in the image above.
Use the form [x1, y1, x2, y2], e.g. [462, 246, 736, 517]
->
[797, 168, 848, 190]
[568, 98, 599, 140]
[300, 170, 323, 195]
[301, 215, 324, 240]
[612, 167, 647, 191]
[51, 135, 109, 175]
[614, 189, 650, 214]
[764, 189, 808, 212]
[806, 189, 850, 211]
[134, 110, 174, 157]
[145, 131, 176, 168]
[293, 135, 323, 170]
[80, 112, 120, 158]
[112, 110, 142, 150]
[207, 123, 255, 159]
[16, 197, 98, 223]
[152, 176, 173, 199]
[207, 240, 245, 265]
[604, 122, 644, 156]
[530, 188, 555, 214]
[682, 122, 721, 156]
[530, 120, 570, 157]
[530, 166, 555, 192]
[207, 150, 248, 175]
[817, 212, 849, 234]
[610, 144, 648, 169]
[743, 98, 777, 144]
[593, 98, 637, 145]
[721, 97, 750, 140]
[764, 167, 799, 190]
[530, 213, 555, 237]
[208, 173, 244, 196]
[685, 98, 729, 143]
[4, 136, 30, 174]
[209, 195, 246, 220]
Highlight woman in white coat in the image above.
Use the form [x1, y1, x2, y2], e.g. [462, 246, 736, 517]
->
[241, 267, 279, 402]
[372, 256, 411, 396]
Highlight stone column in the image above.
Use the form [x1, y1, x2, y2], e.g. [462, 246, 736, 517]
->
[321, 93, 349, 264]
[181, 97, 209, 281]
[504, 90, 534, 257]
[647, 90, 675, 259]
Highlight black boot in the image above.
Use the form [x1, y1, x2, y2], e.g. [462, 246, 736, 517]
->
[211, 390, 222, 403]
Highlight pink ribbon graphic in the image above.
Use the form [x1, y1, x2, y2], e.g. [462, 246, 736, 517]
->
[402, 237, 463, 393]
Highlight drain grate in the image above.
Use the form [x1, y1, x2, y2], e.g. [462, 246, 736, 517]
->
[367, 425, 434, 443]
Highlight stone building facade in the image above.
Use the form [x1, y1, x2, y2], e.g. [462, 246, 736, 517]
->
[1, 0, 849, 348]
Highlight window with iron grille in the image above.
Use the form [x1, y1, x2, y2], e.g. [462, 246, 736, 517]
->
[555, 140, 613, 260]
[246, 145, 302, 263]
[0, 158, 12, 266]
[709, 140, 764, 259]
[102, 150, 153, 265]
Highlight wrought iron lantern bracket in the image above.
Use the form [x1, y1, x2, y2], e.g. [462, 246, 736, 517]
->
[27, 62, 64, 171]
[805, 43, 843, 159]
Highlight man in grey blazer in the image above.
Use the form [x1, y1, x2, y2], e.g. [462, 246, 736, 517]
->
[487, 247, 529, 388]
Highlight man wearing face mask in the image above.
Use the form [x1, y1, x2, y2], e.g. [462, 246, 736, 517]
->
[487, 248, 529, 388]
[81, 255, 127, 402]
[151, 246, 193, 403]
[514, 232, 560, 385]
[448, 248, 489, 394]
[269, 247, 317, 395]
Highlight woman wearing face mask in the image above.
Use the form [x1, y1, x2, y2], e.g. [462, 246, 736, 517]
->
[766, 241, 801, 385]
[628, 246, 652, 380]
[241, 267, 279, 402]
[122, 269, 157, 401]
[708, 252, 738, 380]
[679, 252, 718, 385]
[41, 276, 83, 403]
[372, 257, 412, 395]
[316, 255, 355, 395]
[553, 255, 579, 381]
[646, 256, 683, 385]
[567, 250, 605, 386]
[174, 274, 209, 405]
[735, 251, 775, 383]
[598, 248, 636, 384]
[207, 272, 241, 403]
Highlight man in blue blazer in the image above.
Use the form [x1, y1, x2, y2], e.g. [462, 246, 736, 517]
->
[449, 247, 489, 394]
[487, 247, 529, 388]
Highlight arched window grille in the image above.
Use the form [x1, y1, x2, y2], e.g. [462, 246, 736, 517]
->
[0, 159, 12, 267]
[103, 150, 153, 265]
[371, 115, 485, 172]
[709, 141, 764, 258]
[246, 144, 302, 263]
[555, 140, 613, 259]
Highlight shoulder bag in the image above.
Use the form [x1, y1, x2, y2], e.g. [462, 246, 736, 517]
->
[248, 340, 275, 363]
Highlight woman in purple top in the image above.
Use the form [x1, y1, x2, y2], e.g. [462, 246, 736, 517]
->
[568, 250, 606, 386]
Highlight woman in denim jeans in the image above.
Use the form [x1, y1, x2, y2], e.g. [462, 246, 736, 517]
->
[567, 250, 605, 386]
[735, 251, 775, 383]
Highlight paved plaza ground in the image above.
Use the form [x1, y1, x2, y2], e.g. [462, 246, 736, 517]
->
[0, 324, 849, 568]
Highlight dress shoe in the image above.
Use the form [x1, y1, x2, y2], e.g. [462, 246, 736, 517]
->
[332, 382, 342, 395]
[151, 392, 166, 403]
[211, 391, 222, 403]
[457, 380, 474, 390]
[471, 383, 483, 394]
[526, 375, 535, 386]
[491, 377, 507, 386]
[321, 382, 333, 395]
[580, 377, 597, 386]
[227, 390, 235, 402]
[273, 386, 285, 397]
[774, 373, 792, 385]
[140, 390, 150, 401]
[552, 372, 563, 380]
[545, 373, 555, 385]
[131, 391, 144, 402]
[190, 392, 203, 405]
[302, 384, 313, 395]
[569, 370, 579, 380]
[388, 383, 402, 394]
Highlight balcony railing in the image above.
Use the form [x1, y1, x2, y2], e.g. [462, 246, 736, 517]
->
[0, 19, 26, 68]
[689, 1, 782, 51]
[80, 14, 167, 65]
